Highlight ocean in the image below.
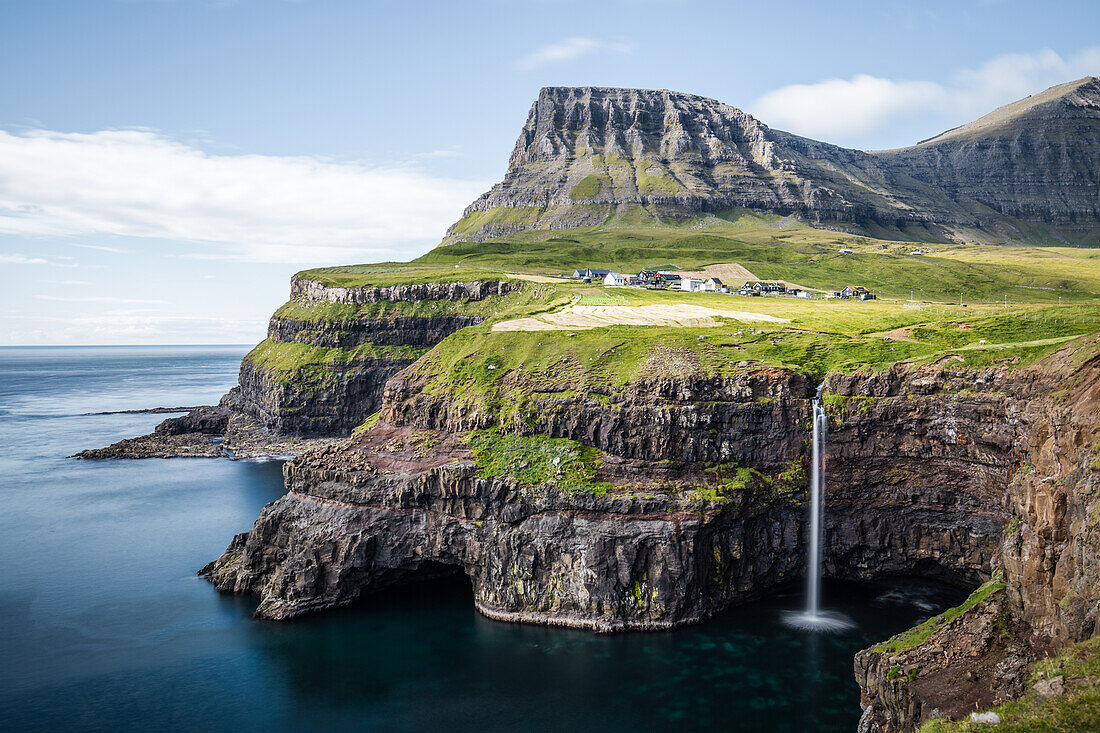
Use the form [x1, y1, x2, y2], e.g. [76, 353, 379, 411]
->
[0, 346, 962, 732]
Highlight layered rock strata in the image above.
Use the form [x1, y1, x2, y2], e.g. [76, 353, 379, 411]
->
[448, 79, 1100, 244]
[852, 338, 1100, 731]
[202, 354, 1065, 629]
[230, 278, 516, 436]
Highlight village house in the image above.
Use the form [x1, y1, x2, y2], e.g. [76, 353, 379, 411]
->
[742, 281, 785, 294]
[705, 277, 725, 292]
[572, 268, 611, 282]
[603, 272, 628, 286]
[656, 272, 682, 289]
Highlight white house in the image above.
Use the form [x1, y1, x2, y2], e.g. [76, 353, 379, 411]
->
[839, 247, 853, 254]
[603, 272, 627, 286]
[681, 277, 706, 292]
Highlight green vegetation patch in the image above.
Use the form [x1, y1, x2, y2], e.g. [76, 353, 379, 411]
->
[244, 339, 426, 387]
[413, 217, 1100, 304]
[468, 430, 612, 495]
[352, 410, 382, 436]
[874, 575, 1006, 655]
[571, 174, 609, 200]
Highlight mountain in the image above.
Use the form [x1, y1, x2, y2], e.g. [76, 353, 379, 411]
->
[445, 79, 1100, 245]
[875, 77, 1100, 230]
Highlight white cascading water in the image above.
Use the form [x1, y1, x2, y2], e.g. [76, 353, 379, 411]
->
[782, 385, 854, 632]
[807, 392, 826, 617]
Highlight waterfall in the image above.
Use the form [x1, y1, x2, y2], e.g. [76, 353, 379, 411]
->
[807, 388, 827, 617]
[781, 384, 854, 632]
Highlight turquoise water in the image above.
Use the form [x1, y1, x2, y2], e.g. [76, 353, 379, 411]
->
[0, 346, 963, 732]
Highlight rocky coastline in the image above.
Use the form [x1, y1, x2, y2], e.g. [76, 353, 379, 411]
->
[76, 267, 1100, 730]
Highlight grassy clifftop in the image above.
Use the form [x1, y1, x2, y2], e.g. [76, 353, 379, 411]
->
[286, 219, 1100, 413]
[302, 212, 1100, 303]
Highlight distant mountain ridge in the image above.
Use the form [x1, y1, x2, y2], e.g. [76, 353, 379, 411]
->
[446, 78, 1100, 245]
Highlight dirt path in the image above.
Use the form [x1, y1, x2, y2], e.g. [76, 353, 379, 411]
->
[492, 304, 789, 332]
[504, 272, 568, 283]
[877, 326, 926, 343]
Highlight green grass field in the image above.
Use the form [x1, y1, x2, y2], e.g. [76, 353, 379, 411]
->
[284, 214, 1099, 398]
[308, 210, 1100, 304]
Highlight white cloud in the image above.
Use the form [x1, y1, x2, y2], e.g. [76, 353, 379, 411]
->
[1, 311, 269, 346]
[35, 295, 169, 304]
[751, 46, 1100, 148]
[71, 243, 128, 253]
[0, 129, 489, 264]
[37, 279, 87, 285]
[517, 37, 633, 71]
[0, 253, 49, 264]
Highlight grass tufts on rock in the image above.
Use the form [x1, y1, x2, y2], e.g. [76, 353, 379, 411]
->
[468, 430, 612, 495]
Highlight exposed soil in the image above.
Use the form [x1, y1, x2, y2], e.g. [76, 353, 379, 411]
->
[492, 303, 789, 331]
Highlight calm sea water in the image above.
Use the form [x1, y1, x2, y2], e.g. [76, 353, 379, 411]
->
[0, 346, 964, 732]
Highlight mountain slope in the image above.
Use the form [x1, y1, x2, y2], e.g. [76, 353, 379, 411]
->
[445, 80, 1100, 246]
[874, 76, 1100, 232]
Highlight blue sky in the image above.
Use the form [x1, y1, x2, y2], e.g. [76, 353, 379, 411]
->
[1, 0, 1098, 344]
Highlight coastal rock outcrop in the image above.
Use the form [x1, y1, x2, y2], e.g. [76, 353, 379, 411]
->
[851, 338, 1100, 731]
[203, 352, 1059, 629]
[229, 277, 517, 436]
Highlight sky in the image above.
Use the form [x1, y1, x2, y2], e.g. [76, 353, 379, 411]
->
[1, 0, 1098, 345]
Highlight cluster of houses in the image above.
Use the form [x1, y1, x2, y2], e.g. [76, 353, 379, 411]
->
[570, 268, 875, 300]
[573, 268, 729, 292]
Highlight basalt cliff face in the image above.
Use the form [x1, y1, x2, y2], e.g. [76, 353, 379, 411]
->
[852, 342, 1100, 731]
[203, 321, 1100, 727]
[204, 352, 1094, 630]
[448, 79, 1100, 244]
[227, 278, 516, 436]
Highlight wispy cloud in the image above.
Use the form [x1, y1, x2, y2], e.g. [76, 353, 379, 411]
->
[35, 295, 169, 304]
[517, 37, 633, 71]
[2, 311, 269, 346]
[750, 46, 1100, 148]
[0, 253, 49, 264]
[0, 129, 489, 264]
[37, 279, 87, 285]
[71, 243, 128, 253]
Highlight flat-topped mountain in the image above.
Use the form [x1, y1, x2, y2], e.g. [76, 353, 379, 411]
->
[447, 79, 1100, 245]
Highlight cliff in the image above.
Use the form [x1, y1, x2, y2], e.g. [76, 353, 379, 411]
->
[446, 80, 1100, 245]
[227, 277, 517, 436]
[204, 349, 1086, 629]
[201, 317, 1100, 728]
[875, 77, 1100, 230]
[851, 339, 1100, 731]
